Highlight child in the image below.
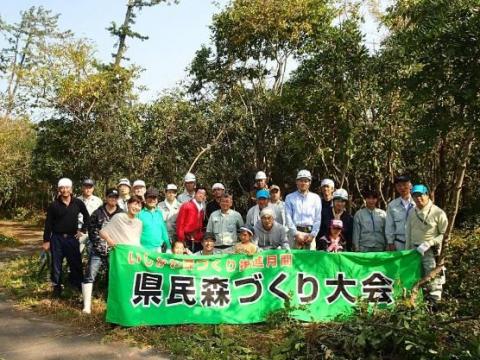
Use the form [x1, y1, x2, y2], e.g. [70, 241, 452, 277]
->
[195, 233, 221, 255]
[317, 220, 345, 253]
[234, 225, 258, 255]
[172, 240, 192, 255]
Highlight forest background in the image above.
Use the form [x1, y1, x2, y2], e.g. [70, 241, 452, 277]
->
[0, 0, 479, 233]
[1, 1, 480, 358]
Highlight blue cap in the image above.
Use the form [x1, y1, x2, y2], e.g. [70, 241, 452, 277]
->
[256, 189, 270, 199]
[411, 184, 428, 195]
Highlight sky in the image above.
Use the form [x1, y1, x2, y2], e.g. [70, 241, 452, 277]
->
[1, 0, 388, 102]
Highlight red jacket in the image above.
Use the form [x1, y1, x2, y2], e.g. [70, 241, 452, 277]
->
[176, 200, 205, 242]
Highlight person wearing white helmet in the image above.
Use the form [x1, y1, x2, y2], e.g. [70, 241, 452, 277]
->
[319, 178, 335, 209]
[285, 170, 322, 250]
[132, 179, 147, 202]
[317, 188, 353, 251]
[43, 178, 90, 297]
[158, 184, 180, 241]
[206, 182, 225, 219]
[255, 171, 268, 190]
[248, 171, 269, 208]
[178, 172, 196, 204]
[117, 178, 131, 211]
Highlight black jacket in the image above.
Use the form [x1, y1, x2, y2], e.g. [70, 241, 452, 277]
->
[317, 209, 354, 251]
[88, 204, 123, 256]
[43, 196, 89, 242]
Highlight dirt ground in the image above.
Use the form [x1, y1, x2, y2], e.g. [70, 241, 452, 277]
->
[0, 220, 168, 360]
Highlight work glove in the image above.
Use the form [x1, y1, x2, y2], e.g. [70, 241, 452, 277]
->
[416, 242, 431, 256]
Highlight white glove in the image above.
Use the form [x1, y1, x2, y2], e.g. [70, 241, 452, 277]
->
[416, 242, 431, 256]
[165, 249, 172, 254]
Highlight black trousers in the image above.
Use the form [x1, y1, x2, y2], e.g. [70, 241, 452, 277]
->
[50, 233, 83, 290]
[185, 240, 203, 253]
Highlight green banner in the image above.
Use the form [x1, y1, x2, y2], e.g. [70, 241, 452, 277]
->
[106, 245, 422, 326]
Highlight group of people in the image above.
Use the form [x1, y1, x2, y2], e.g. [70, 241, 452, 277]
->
[42, 169, 448, 314]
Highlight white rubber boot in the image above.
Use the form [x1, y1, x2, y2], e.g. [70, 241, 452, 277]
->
[82, 282, 93, 314]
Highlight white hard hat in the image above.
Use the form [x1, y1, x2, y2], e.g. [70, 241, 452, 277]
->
[333, 188, 349, 201]
[255, 171, 267, 180]
[321, 178, 335, 188]
[58, 177, 73, 188]
[166, 184, 178, 191]
[212, 183, 225, 190]
[132, 180, 146, 188]
[117, 178, 131, 188]
[184, 172, 196, 182]
[296, 169, 312, 180]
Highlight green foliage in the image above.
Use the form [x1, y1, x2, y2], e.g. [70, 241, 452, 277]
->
[0, 117, 36, 208]
[1, 233, 479, 359]
[2, 0, 480, 234]
[32, 64, 143, 187]
[381, 0, 480, 210]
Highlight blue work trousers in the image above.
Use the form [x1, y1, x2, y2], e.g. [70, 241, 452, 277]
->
[50, 233, 83, 290]
[84, 251, 108, 284]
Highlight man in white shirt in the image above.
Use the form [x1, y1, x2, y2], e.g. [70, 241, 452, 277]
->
[178, 172, 197, 204]
[285, 170, 322, 250]
[78, 178, 103, 253]
[158, 184, 180, 241]
[269, 185, 286, 227]
[117, 178, 131, 211]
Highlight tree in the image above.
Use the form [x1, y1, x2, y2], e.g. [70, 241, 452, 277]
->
[188, 0, 335, 183]
[282, 11, 411, 207]
[33, 64, 142, 188]
[108, 0, 176, 66]
[0, 6, 72, 117]
[382, 0, 480, 292]
[0, 116, 36, 208]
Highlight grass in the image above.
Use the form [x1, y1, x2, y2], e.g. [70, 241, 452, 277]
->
[1, 233, 479, 359]
[0, 233, 20, 248]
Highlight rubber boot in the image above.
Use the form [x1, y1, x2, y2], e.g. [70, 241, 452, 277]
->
[82, 282, 93, 314]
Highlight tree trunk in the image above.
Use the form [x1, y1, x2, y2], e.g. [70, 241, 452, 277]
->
[114, 2, 135, 67]
[434, 135, 448, 208]
[187, 128, 225, 174]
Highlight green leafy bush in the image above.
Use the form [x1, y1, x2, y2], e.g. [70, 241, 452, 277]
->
[1, 233, 478, 359]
